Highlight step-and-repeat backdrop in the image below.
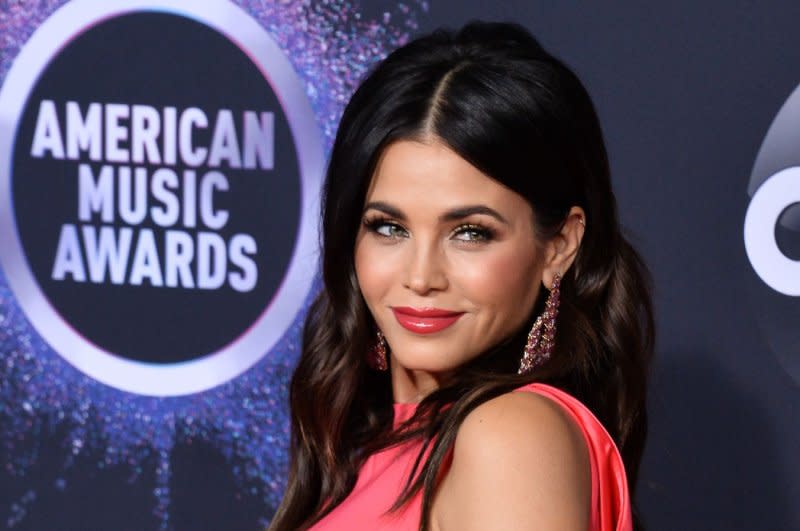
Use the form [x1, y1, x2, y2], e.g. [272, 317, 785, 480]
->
[1, 1, 798, 530]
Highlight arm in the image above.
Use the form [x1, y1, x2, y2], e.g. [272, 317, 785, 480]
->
[431, 391, 591, 530]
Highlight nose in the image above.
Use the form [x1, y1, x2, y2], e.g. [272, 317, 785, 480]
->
[403, 239, 448, 295]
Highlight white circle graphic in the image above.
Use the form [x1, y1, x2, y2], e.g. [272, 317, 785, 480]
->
[744, 167, 800, 296]
[0, 0, 323, 396]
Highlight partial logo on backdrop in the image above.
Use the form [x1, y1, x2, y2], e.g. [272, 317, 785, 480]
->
[744, 84, 800, 385]
[0, 0, 323, 396]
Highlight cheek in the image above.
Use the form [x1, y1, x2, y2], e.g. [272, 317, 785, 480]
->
[452, 244, 541, 312]
[354, 236, 396, 307]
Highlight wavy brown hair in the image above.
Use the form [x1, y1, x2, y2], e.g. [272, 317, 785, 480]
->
[269, 21, 654, 531]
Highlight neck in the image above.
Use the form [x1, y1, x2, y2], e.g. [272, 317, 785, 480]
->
[390, 362, 445, 403]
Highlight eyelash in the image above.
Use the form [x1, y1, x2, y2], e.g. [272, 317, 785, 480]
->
[361, 216, 496, 243]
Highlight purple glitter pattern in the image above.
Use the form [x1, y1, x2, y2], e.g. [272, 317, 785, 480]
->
[0, 0, 428, 528]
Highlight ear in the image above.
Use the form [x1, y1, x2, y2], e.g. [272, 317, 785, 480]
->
[541, 206, 586, 288]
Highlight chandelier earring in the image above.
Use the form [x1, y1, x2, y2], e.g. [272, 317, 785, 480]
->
[518, 273, 561, 374]
[367, 329, 388, 371]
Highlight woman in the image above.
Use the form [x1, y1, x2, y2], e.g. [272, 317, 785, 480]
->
[270, 21, 654, 531]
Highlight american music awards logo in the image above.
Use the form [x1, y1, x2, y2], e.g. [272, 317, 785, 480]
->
[744, 83, 800, 385]
[0, 0, 323, 396]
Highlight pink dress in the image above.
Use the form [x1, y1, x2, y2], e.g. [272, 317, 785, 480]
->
[309, 383, 632, 530]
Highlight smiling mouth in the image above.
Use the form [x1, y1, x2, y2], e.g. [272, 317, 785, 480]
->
[391, 307, 465, 334]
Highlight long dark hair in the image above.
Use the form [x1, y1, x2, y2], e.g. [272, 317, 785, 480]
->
[270, 21, 654, 531]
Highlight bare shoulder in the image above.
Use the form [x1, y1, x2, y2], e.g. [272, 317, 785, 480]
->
[431, 390, 591, 531]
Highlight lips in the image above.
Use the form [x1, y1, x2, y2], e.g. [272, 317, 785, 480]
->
[391, 307, 464, 334]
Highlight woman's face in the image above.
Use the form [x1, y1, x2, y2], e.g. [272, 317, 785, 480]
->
[354, 139, 546, 377]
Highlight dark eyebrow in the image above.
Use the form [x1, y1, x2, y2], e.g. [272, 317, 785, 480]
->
[440, 205, 508, 225]
[363, 201, 406, 220]
[363, 202, 508, 225]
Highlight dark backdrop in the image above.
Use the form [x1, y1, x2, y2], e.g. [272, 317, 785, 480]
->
[1, 1, 798, 530]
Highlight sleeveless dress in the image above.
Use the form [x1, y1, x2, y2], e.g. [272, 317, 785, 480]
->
[309, 383, 632, 530]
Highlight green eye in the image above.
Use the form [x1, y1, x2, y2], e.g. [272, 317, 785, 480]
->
[377, 223, 405, 237]
[453, 224, 493, 242]
[364, 217, 408, 238]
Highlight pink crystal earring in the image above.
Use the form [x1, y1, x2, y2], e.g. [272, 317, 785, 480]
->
[367, 329, 388, 371]
[518, 273, 561, 374]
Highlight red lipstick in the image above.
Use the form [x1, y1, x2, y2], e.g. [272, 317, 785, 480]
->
[391, 307, 464, 334]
